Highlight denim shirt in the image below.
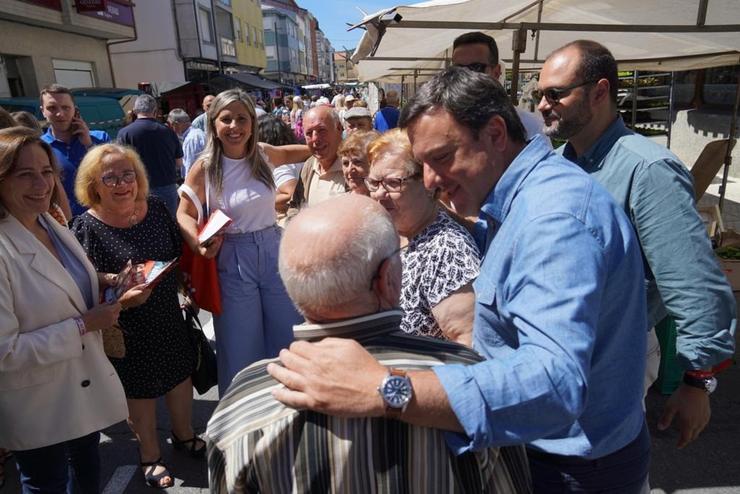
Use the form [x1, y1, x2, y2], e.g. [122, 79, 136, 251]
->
[435, 136, 647, 459]
[562, 117, 736, 370]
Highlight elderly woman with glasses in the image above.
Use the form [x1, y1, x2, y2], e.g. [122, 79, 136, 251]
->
[366, 129, 480, 345]
[71, 143, 201, 489]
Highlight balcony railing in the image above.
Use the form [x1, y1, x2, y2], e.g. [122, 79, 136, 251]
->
[221, 37, 236, 57]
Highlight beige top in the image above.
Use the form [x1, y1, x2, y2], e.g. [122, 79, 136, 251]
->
[306, 156, 346, 206]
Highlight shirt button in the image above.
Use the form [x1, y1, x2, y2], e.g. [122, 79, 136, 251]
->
[81, 380, 91, 387]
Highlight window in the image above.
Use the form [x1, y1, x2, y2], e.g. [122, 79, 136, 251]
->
[52, 59, 95, 87]
[244, 22, 251, 45]
[252, 26, 258, 47]
[234, 18, 241, 42]
[198, 8, 213, 44]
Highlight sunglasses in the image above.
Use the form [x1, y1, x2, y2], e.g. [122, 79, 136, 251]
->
[101, 170, 136, 188]
[364, 174, 421, 193]
[532, 80, 597, 105]
[454, 62, 489, 73]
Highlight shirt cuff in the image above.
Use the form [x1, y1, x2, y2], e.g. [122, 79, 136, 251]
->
[433, 363, 488, 455]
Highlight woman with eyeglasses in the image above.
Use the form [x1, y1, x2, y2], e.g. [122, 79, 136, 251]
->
[71, 143, 201, 489]
[0, 128, 130, 492]
[366, 129, 480, 346]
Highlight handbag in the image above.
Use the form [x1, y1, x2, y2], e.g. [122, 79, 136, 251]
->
[184, 306, 218, 395]
[178, 181, 223, 315]
[101, 323, 126, 359]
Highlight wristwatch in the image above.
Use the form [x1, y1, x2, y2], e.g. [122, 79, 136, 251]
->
[683, 373, 718, 394]
[378, 368, 414, 417]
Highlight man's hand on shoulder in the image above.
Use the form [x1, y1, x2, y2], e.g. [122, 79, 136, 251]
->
[657, 384, 711, 448]
[267, 338, 387, 417]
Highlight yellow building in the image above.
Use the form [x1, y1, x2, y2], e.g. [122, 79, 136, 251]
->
[232, 0, 267, 72]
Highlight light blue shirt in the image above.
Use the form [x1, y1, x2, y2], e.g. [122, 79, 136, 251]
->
[435, 136, 647, 459]
[182, 127, 206, 177]
[191, 112, 206, 132]
[562, 117, 736, 370]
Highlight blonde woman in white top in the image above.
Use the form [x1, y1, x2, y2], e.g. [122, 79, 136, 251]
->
[177, 89, 310, 395]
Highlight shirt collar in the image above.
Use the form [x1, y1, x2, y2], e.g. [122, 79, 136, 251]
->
[293, 309, 404, 343]
[479, 134, 553, 227]
[43, 126, 79, 146]
[311, 155, 343, 175]
[561, 115, 630, 170]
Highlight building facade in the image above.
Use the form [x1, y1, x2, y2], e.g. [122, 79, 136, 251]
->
[108, 0, 266, 92]
[334, 51, 357, 82]
[0, 0, 136, 97]
[261, 0, 334, 85]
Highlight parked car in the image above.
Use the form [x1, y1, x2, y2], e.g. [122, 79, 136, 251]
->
[0, 94, 128, 138]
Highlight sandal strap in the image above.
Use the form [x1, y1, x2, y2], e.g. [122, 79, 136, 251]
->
[140, 457, 166, 468]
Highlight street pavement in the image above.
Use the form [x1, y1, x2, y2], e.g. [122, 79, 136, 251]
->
[3, 185, 740, 493]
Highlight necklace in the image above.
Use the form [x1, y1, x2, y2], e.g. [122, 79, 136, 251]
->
[128, 207, 139, 226]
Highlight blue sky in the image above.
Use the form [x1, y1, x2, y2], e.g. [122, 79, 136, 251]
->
[298, 0, 402, 53]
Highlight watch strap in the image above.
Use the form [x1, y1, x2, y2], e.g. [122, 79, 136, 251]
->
[682, 373, 716, 393]
[384, 368, 409, 418]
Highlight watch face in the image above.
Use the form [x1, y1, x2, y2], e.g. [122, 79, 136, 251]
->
[705, 377, 718, 394]
[382, 375, 412, 408]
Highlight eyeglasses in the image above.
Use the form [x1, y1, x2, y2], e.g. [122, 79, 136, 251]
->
[101, 171, 136, 188]
[364, 174, 420, 193]
[454, 62, 489, 73]
[532, 80, 597, 105]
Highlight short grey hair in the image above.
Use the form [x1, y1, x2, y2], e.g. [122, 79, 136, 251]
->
[167, 108, 190, 124]
[133, 94, 158, 115]
[279, 199, 399, 314]
[304, 105, 342, 131]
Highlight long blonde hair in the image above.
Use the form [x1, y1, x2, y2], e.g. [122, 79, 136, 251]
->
[201, 89, 274, 194]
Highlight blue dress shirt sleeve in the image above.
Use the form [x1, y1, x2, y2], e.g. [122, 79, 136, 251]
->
[435, 213, 610, 453]
[631, 158, 736, 369]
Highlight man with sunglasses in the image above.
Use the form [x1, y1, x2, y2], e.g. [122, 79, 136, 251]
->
[538, 40, 736, 451]
[268, 66, 652, 492]
[452, 31, 550, 147]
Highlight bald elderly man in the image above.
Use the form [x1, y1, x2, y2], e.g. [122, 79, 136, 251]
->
[286, 105, 347, 215]
[205, 194, 531, 494]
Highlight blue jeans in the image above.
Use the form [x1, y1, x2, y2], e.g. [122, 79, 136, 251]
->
[149, 183, 179, 218]
[527, 420, 650, 493]
[214, 226, 302, 395]
[13, 431, 101, 494]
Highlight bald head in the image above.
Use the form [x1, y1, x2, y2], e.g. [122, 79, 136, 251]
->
[279, 195, 400, 320]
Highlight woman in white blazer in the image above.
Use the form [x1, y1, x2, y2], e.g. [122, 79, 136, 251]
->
[0, 128, 141, 493]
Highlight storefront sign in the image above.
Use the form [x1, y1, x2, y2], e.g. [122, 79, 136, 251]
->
[185, 61, 219, 72]
[75, 0, 107, 12]
[23, 0, 62, 10]
[78, 0, 134, 26]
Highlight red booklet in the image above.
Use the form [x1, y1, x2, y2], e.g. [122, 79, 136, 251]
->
[198, 209, 232, 246]
[139, 258, 179, 289]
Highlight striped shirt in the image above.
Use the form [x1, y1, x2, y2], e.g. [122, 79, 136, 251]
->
[206, 310, 531, 493]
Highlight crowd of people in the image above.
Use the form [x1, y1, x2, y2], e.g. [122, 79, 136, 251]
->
[0, 31, 735, 494]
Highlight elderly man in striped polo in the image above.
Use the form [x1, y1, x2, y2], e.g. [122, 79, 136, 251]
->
[205, 194, 530, 494]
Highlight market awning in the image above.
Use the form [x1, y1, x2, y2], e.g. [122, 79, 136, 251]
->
[350, 0, 740, 83]
[219, 73, 285, 90]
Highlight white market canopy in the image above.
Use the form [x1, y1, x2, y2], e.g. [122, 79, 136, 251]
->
[349, 0, 740, 83]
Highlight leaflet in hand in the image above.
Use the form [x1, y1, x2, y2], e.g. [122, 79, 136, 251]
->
[198, 209, 232, 246]
[140, 258, 179, 289]
[103, 260, 134, 304]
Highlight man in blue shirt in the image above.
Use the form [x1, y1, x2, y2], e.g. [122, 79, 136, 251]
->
[373, 90, 400, 131]
[267, 67, 651, 492]
[538, 40, 736, 450]
[40, 84, 110, 217]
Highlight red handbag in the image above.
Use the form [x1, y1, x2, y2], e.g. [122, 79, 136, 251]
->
[179, 183, 223, 315]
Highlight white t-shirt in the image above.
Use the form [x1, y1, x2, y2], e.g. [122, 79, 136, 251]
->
[208, 155, 276, 233]
[272, 163, 303, 189]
